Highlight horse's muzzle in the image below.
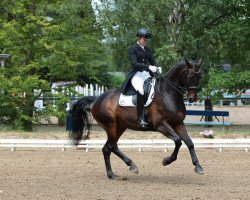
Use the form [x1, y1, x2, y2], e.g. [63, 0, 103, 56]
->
[188, 97, 196, 103]
[187, 92, 197, 103]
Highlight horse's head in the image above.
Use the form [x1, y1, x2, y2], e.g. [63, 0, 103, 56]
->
[182, 59, 202, 103]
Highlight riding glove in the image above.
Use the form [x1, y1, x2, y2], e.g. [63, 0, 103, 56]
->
[149, 65, 158, 73]
[157, 67, 162, 74]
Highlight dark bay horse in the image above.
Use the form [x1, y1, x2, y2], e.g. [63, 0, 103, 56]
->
[70, 59, 204, 179]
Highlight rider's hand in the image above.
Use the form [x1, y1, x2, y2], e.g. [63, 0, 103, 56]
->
[149, 65, 157, 73]
[157, 67, 162, 74]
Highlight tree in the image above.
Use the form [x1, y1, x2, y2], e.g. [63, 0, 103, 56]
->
[0, 0, 109, 130]
[97, 0, 249, 99]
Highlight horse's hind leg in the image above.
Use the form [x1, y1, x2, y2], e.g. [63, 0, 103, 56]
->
[175, 123, 204, 175]
[102, 126, 138, 179]
[158, 123, 182, 165]
[110, 143, 139, 174]
[102, 140, 117, 179]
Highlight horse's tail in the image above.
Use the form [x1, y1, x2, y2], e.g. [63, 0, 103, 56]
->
[69, 96, 97, 145]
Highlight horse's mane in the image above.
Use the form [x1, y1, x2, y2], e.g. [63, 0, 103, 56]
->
[165, 60, 186, 78]
[155, 60, 187, 95]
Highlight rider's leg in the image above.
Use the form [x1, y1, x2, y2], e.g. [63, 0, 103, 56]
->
[131, 71, 151, 128]
[136, 90, 148, 128]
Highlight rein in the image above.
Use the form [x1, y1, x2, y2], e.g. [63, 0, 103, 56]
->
[164, 78, 187, 95]
[154, 73, 187, 95]
[156, 67, 201, 95]
[188, 68, 201, 74]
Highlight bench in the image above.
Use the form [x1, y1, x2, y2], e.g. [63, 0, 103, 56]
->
[184, 110, 233, 131]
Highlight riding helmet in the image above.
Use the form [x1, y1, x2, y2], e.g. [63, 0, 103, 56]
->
[136, 28, 151, 39]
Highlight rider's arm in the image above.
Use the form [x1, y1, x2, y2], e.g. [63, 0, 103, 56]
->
[147, 48, 160, 67]
[129, 47, 149, 71]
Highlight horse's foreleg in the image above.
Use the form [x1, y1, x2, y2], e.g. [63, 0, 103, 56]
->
[158, 123, 182, 166]
[175, 124, 204, 175]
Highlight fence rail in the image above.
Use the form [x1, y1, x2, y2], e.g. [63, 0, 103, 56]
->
[0, 139, 249, 152]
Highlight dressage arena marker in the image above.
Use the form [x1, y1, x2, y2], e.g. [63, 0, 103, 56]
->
[0, 139, 249, 152]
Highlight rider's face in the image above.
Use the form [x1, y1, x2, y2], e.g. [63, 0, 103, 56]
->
[138, 37, 149, 47]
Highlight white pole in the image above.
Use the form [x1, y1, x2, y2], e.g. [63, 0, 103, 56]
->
[85, 84, 89, 96]
[98, 87, 101, 95]
[79, 86, 84, 95]
[90, 84, 94, 96]
[83, 86, 86, 96]
[95, 84, 98, 96]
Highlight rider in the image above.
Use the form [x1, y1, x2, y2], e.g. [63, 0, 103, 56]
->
[121, 28, 162, 128]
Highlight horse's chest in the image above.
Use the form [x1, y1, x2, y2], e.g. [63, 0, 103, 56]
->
[173, 105, 185, 121]
[176, 110, 185, 121]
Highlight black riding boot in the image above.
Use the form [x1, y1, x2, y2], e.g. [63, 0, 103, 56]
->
[136, 91, 148, 128]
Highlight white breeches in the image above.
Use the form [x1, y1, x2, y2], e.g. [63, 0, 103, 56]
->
[131, 71, 151, 95]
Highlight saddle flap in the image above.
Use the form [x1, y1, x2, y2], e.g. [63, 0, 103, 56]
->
[119, 78, 156, 107]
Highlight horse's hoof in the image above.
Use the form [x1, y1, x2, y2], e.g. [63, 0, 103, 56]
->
[194, 165, 204, 175]
[108, 173, 120, 180]
[162, 157, 172, 166]
[129, 162, 139, 174]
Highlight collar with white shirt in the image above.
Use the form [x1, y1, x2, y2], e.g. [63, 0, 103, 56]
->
[137, 42, 145, 51]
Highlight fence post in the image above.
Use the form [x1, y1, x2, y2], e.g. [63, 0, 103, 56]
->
[84, 84, 88, 96]
[164, 144, 168, 152]
[101, 86, 104, 94]
[139, 144, 142, 152]
[90, 84, 94, 96]
[86, 144, 89, 153]
[11, 143, 16, 151]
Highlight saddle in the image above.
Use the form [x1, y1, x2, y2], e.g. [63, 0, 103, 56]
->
[119, 78, 156, 107]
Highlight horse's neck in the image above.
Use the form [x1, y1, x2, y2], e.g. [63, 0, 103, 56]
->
[156, 64, 186, 102]
[157, 77, 183, 99]
[158, 65, 185, 92]
[156, 77, 185, 113]
[166, 64, 186, 83]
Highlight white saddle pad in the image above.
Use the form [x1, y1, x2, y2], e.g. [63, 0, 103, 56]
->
[119, 78, 156, 107]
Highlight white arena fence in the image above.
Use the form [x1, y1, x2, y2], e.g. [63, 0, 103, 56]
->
[0, 139, 249, 152]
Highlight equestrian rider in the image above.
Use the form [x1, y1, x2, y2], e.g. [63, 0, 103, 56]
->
[120, 28, 162, 128]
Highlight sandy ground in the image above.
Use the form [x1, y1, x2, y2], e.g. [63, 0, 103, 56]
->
[0, 148, 249, 200]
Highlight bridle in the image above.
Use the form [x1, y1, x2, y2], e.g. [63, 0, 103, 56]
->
[162, 67, 201, 95]
[184, 68, 201, 91]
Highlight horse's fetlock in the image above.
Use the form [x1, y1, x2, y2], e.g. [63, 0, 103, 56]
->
[193, 160, 199, 166]
[171, 156, 177, 162]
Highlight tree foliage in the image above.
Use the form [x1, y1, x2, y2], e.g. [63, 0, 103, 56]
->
[0, 0, 249, 130]
[97, 0, 249, 99]
[0, 0, 109, 130]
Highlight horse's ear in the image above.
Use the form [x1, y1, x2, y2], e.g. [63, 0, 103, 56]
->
[185, 59, 192, 69]
[197, 58, 203, 67]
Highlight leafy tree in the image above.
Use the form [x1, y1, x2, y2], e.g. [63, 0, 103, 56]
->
[97, 0, 249, 100]
[0, 0, 109, 130]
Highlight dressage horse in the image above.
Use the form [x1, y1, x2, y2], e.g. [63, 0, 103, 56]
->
[70, 59, 204, 179]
